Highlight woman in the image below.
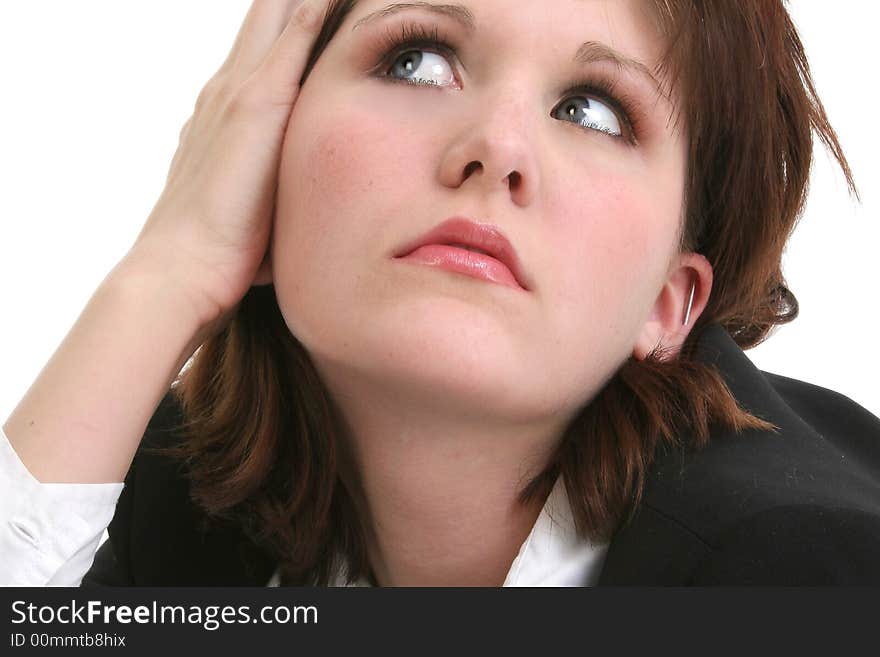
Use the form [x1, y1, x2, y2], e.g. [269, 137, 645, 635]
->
[2, 0, 879, 586]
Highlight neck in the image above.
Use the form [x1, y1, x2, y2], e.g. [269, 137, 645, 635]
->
[319, 361, 572, 587]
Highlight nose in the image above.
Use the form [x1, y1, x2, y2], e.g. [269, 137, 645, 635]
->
[437, 94, 540, 208]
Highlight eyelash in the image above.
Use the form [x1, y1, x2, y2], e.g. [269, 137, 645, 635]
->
[370, 20, 644, 146]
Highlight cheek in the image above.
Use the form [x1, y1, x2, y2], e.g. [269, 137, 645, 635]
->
[275, 73, 466, 276]
[280, 112, 390, 232]
[543, 167, 681, 331]
[272, 89, 441, 343]
[276, 88, 439, 244]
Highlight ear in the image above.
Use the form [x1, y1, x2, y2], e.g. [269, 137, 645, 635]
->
[632, 252, 713, 361]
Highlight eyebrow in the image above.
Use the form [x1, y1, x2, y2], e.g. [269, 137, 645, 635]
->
[351, 2, 665, 95]
[352, 2, 476, 33]
[574, 41, 664, 97]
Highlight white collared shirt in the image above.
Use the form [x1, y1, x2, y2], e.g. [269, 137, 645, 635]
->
[1, 426, 608, 586]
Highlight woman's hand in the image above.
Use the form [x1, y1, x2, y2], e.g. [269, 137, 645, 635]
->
[1, 0, 334, 489]
[124, 0, 330, 331]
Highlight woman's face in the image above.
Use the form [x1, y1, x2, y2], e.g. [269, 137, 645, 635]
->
[272, 0, 685, 423]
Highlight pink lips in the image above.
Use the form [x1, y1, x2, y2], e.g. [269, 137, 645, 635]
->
[392, 218, 530, 291]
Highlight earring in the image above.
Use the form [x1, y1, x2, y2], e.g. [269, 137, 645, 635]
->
[682, 280, 696, 326]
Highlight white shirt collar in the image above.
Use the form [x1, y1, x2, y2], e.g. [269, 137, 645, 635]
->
[266, 474, 608, 587]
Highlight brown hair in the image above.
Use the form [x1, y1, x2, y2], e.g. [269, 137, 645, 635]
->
[157, 0, 859, 585]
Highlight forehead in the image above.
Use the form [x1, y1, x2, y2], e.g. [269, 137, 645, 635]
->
[348, 0, 664, 53]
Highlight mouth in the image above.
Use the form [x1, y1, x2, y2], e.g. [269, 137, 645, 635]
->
[392, 217, 531, 292]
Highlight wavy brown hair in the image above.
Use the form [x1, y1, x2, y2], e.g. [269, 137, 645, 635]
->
[155, 0, 859, 585]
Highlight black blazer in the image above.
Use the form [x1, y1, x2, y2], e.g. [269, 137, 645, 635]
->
[81, 324, 880, 586]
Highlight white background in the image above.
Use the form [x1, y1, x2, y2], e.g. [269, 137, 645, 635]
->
[1, 1, 878, 425]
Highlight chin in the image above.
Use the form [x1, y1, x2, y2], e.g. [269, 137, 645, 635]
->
[307, 317, 567, 423]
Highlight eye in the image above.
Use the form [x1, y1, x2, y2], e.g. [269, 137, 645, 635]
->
[370, 21, 641, 145]
[552, 95, 623, 138]
[550, 75, 641, 144]
[387, 48, 458, 88]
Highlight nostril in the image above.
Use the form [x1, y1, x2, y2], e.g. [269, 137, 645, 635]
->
[507, 171, 522, 187]
[463, 161, 482, 178]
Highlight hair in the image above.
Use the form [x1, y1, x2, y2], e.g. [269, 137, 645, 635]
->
[154, 0, 859, 585]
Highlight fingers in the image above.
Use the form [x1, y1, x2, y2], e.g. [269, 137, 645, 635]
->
[244, 0, 332, 106]
[224, 0, 309, 83]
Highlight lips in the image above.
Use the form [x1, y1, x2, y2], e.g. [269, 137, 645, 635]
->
[392, 217, 531, 291]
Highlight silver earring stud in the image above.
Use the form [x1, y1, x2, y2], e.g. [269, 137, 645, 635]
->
[683, 280, 696, 326]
